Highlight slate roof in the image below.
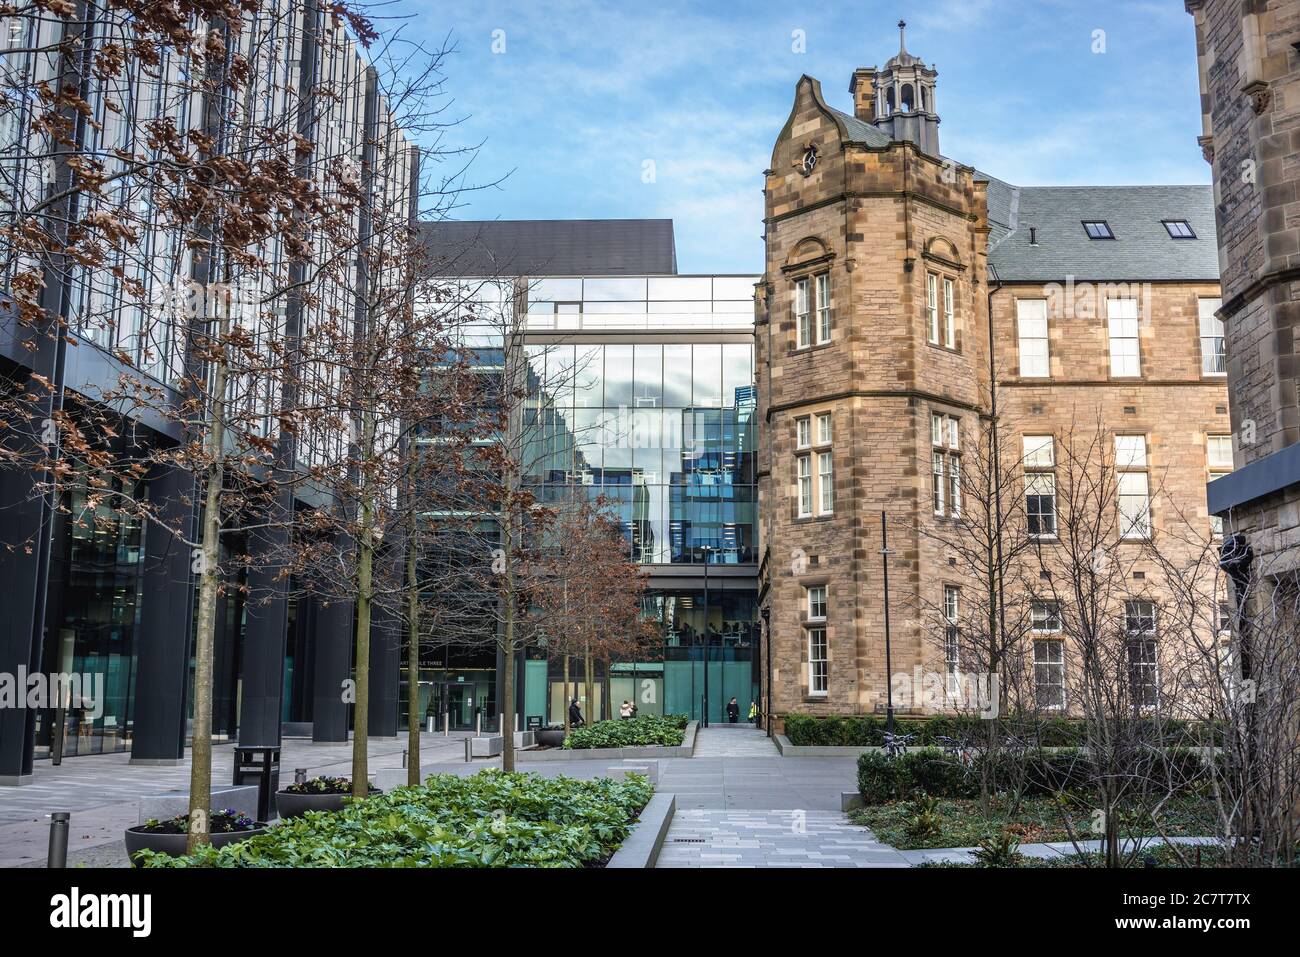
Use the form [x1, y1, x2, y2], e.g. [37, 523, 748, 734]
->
[419, 219, 677, 277]
[828, 107, 893, 148]
[977, 178, 1218, 283]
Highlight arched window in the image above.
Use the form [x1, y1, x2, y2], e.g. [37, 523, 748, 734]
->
[901, 83, 914, 111]
[886, 87, 895, 114]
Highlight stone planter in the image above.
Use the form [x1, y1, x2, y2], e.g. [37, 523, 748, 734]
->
[124, 824, 268, 866]
[276, 787, 382, 819]
[276, 790, 344, 819]
[536, 728, 567, 747]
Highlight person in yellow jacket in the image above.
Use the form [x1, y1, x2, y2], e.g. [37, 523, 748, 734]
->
[747, 701, 758, 725]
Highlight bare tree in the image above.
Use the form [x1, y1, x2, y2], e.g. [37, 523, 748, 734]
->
[1028, 416, 1213, 867]
[529, 495, 656, 732]
[912, 383, 1047, 808]
[1141, 500, 1300, 866]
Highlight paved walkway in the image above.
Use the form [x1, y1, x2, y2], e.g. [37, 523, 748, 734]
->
[0, 723, 907, 869]
[691, 724, 779, 757]
[656, 809, 910, 868]
[0, 733, 473, 867]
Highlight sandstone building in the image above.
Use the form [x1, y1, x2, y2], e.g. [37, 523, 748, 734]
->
[757, 25, 1232, 726]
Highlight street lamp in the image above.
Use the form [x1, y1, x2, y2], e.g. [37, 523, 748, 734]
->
[880, 511, 895, 733]
[700, 543, 721, 728]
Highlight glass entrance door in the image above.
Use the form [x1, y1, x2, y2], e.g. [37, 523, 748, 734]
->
[446, 683, 475, 730]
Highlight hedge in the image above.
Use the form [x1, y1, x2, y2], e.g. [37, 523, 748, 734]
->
[857, 747, 1212, 805]
[563, 713, 688, 749]
[786, 713, 1223, 749]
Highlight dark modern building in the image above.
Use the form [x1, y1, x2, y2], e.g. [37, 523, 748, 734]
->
[0, 3, 415, 783]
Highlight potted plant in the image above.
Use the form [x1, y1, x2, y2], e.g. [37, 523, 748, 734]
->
[125, 809, 266, 866]
[275, 775, 381, 819]
[535, 723, 567, 747]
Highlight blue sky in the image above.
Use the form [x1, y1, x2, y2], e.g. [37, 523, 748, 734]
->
[406, 0, 1207, 273]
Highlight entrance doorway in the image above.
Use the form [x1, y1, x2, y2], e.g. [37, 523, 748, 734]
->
[445, 683, 474, 730]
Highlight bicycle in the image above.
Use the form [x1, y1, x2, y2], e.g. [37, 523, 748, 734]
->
[881, 730, 916, 759]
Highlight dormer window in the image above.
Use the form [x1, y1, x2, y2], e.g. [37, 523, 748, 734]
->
[1082, 220, 1115, 240]
[1162, 219, 1196, 239]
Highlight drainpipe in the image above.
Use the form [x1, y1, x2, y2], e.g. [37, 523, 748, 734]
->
[762, 604, 772, 737]
[1219, 533, 1256, 783]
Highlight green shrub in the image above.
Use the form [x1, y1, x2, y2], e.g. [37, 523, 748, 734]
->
[857, 748, 980, 804]
[973, 831, 1023, 867]
[902, 793, 943, 839]
[138, 770, 653, 868]
[858, 745, 1210, 803]
[564, 714, 686, 749]
[789, 713, 1223, 749]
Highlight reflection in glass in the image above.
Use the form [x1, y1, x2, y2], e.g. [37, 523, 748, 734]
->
[634, 344, 662, 406]
[604, 344, 634, 408]
[663, 344, 692, 407]
[692, 344, 722, 408]
[522, 341, 756, 564]
[573, 346, 602, 408]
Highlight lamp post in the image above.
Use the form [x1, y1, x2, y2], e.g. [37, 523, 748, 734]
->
[880, 511, 895, 733]
[761, 604, 772, 737]
[700, 544, 720, 728]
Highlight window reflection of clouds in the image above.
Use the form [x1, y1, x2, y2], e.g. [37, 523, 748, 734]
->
[524, 339, 756, 564]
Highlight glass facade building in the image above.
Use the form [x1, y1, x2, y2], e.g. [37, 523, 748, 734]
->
[519, 275, 761, 725]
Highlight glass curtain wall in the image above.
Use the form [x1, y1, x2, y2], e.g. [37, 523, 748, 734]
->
[34, 473, 146, 757]
[522, 341, 756, 563]
[519, 276, 759, 723]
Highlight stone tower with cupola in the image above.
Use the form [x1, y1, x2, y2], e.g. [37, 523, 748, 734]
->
[756, 26, 990, 728]
[849, 20, 941, 156]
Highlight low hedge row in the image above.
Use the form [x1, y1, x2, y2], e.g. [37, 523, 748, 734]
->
[786, 713, 1223, 749]
[563, 713, 689, 750]
[856, 747, 1211, 805]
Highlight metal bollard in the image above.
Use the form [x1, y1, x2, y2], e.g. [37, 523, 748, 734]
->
[401, 749, 408, 769]
[47, 812, 70, 869]
[443, 713, 448, 736]
[294, 767, 307, 785]
[427, 715, 434, 734]
[464, 737, 472, 763]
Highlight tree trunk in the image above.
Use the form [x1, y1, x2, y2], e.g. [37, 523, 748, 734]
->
[499, 514, 514, 769]
[563, 653, 571, 735]
[501, 627, 516, 771]
[585, 643, 594, 722]
[603, 660, 611, 722]
[406, 523, 421, 787]
[186, 322, 229, 854]
[352, 504, 373, 798]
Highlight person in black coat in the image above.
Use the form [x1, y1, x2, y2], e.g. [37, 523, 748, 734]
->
[568, 697, 584, 727]
[726, 697, 740, 723]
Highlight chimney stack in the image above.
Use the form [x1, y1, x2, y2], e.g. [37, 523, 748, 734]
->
[849, 67, 877, 121]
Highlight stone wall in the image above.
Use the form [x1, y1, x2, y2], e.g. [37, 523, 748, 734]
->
[1187, 0, 1300, 577]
